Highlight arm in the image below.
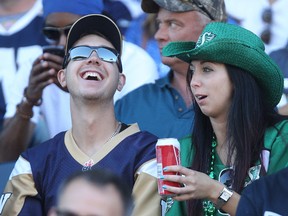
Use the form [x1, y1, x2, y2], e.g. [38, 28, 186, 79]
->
[132, 159, 162, 216]
[0, 52, 63, 162]
[0, 156, 43, 215]
[0, 109, 35, 162]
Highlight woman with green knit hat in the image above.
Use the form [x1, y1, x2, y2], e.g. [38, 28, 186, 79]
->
[160, 22, 288, 216]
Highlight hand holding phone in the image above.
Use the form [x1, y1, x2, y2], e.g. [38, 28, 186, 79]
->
[42, 45, 65, 58]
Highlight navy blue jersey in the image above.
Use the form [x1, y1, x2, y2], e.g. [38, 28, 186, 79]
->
[236, 167, 288, 216]
[1, 124, 161, 215]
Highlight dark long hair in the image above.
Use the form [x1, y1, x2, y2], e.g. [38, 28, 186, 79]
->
[187, 64, 287, 215]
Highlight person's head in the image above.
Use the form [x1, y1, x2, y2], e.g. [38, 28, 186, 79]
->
[141, 0, 226, 74]
[42, 0, 104, 47]
[58, 14, 125, 100]
[163, 22, 283, 111]
[48, 169, 133, 216]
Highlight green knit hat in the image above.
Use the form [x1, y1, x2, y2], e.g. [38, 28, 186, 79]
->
[162, 22, 283, 108]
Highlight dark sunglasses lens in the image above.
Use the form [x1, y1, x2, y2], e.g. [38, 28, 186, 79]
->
[262, 8, 272, 23]
[97, 48, 118, 62]
[70, 46, 92, 60]
[43, 28, 60, 41]
[261, 28, 271, 44]
[260, 8, 272, 44]
[219, 168, 233, 187]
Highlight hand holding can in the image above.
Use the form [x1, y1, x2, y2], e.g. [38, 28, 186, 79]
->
[156, 138, 181, 197]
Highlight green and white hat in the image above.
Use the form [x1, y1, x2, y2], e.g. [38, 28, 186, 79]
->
[162, 22, 283, 108]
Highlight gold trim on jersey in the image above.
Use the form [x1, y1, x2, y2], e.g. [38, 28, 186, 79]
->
[64, 123, 140, 166]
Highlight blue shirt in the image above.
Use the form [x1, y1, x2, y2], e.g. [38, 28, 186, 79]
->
[115, 71, 194, 139]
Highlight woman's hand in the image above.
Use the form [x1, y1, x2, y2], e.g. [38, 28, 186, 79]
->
[161, 165, 223, 201]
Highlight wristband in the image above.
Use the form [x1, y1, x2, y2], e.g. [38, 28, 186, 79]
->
[23, 87, 42, 106]
[16, 103, 33, 120]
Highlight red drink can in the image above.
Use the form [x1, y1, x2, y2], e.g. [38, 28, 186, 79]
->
[156, 138, 181, 197]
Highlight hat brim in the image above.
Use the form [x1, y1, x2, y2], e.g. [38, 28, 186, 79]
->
[66, 14, 122, 55]
[141, 0, 159, 13]
[163, 40, 283, 108]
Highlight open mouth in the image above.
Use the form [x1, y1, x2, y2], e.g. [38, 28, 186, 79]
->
[82, 72, 103, 81]
[195, 94, 207, 102]
[196, 95, 207, 100]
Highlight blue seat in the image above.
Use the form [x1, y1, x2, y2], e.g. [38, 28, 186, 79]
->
[0, 161, 15, 193]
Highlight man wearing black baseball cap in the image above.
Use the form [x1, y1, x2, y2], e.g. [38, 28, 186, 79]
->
[63, 14, 123, 72]
[0, 0, 158, 164]
[1, 14, 160, 216]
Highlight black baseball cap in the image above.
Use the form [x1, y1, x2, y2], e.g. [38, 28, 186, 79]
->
[65, 14, 122, 55]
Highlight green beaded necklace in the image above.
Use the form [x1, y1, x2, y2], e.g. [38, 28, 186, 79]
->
[202, 134, 217, 216]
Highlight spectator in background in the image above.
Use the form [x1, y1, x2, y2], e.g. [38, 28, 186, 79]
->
[103, 0, 145, 35]
[103, 0, 132, 35]
[225, 0, 288, 54]
[48, 169, 134, 216]
[0, 0, 48, 145]
[236, 167, 288, 216]
[115, 0, 227, 139]
[125, 13, 170, 77]
[1, 14, 160, 216]
[269, 41, 288, 115]
[0, 0, 158, 162]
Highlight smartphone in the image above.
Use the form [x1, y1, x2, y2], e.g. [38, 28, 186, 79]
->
[42, 45, 65, 58]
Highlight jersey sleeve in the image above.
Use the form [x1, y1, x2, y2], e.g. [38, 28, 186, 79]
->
[132, 158, 162, 216]
[0, 156, 42, 215]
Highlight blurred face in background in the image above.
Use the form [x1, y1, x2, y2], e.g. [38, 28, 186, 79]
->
[155, 8, 210, 75]
[42, 12, 81, 90]
[44, 12, 81, 47]
[48, 178, 125, 216]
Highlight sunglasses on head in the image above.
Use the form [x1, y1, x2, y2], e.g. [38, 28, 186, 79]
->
[63, 45, 121, 71]
[260, 8, 272, 44]
[42, 25, 71, 44]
